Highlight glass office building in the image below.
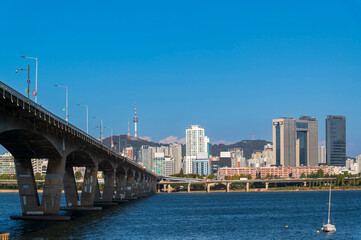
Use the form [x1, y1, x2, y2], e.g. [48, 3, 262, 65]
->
[326, 115, 346, 166]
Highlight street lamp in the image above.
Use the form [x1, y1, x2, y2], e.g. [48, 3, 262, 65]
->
[54, 85, 68, 122]
[104, 126, 114, 149]
[77, 104, 88, 134]
[16, 64, 30, 104]
[93, 116, 103, 142]
[21, 56, 38, 103]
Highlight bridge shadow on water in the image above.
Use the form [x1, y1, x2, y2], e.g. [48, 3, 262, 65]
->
[7, 193, 155, 240]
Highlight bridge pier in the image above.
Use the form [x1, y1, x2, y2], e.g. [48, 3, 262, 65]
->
[187, 183, 191, 193]
[167, 184, 172, 193]
[63, 165, 80, 207]
[102, 170, 115, 202]
[206, 183, 211, 193]
[94, 180, 101, 202]
[246, 182, 249, 192]
[226, 183, 230, 193]
[125, 170, 136, 199]
[80, 166, 99, 207]
[12, 157, 71, 220]
[115, 168, 127, 200]
[14, 157, 42, 215]
[265, 182, 269, 190]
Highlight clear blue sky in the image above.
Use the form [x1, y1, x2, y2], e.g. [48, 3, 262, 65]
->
[1, 1, 361, 156]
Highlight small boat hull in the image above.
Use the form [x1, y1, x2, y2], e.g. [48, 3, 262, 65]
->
[321, 224, 336, 232]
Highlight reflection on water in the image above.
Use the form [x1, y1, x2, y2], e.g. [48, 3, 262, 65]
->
[1, 191, 361, 239]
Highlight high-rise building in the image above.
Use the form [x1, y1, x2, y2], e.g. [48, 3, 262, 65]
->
[185, 125, 209, 174]
[346, 158, 354, 170]
[31, 159, 48, 175]
[192, 152, 210, 176]
[318, 146, 326, 164]
[355, 155, 361, 174]
[153, 152, 165, 176]
[272, 116, 318, 167]
[139, 146, 154, 171]
[326, 115, 346, 166]
[156, 146, 170, 156]
[169, 143, 182, 174]
[164, 156, 175, 176]
[229, 148, 244, 168]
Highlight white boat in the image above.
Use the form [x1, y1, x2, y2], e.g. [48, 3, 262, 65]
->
[321, 185, 336, 233]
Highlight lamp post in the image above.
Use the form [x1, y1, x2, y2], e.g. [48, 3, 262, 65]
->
[54, 85, 68, 122]
[21, 56, 38, 103]
[77, 104, 88, 134]
[104, 126, 113, 149]
[93, 116, 103, 142]
[16, 65, 31, 104]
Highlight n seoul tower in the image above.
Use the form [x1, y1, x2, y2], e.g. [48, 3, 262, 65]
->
[133, 102, 138, 138]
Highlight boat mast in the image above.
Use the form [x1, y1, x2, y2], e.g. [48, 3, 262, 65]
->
[328, 184, 331, 224]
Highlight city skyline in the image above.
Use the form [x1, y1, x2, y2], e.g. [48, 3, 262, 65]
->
[1, 1, 361, 156]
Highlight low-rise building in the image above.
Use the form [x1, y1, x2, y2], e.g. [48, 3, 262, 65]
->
[219, 166, 335, 179]
[0, 153, 15, 175]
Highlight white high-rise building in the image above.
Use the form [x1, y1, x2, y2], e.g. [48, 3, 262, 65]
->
[318, 146, 326, 164]
[356, 155, 361, 174]
[165, 156, 175, 176]
[139, 146, 154, 171]
[184, 125, 209, 174]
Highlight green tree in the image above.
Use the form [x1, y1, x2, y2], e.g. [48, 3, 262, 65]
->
[178, 168, 184, 177]
[300, 173, 306, 178]
[207, 174, 215, 180]
[75, 171, 82, 180]
[34, 173, 44, 180]
[316, 169, 324, 178]
[0, 174, 10, 179]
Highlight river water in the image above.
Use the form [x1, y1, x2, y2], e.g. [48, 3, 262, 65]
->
[0, 191, 360, 239]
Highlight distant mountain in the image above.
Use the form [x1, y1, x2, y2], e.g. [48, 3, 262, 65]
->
[102, 135, 165, 156]
[102, 136, 271, 160]
[211, 140, 272, 159]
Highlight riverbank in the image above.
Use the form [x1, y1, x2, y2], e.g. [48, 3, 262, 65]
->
[0, 189, 83, 193]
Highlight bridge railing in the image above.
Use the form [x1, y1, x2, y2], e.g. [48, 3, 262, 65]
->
[0, 81, 156, 176]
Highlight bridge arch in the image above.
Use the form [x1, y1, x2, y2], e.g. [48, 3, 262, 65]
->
[0, 129, 62, 158]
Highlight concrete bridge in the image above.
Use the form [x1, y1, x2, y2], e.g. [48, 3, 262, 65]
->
[0, 81, 159, 220]
[158, 177, 356, 193]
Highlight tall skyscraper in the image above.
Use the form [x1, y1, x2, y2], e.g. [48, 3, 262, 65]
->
[326, 115, 346, 166]
[272, 116, 318, 167]
[169, 143, 182, 174]
[185, 125, 209, 174]
[318, 146, 326, 164]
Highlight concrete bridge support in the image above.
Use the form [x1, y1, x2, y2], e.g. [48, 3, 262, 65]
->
[63, 165, 80, 207]
[167, 184, 172, 193]
[187, 183, 191, 193]
[125, 170, 136, 198]
[102, 170, 115, 202]
[14, 157, 42, 215]
[81, 166, 98, 207]
[246, 182, 249, 192]
[265, 182, 269, 190]
[226, 183, 230, 193]
[206, 183, 211, 193]
[41, 157, 66, 215]
[115, 168, 127, 200]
